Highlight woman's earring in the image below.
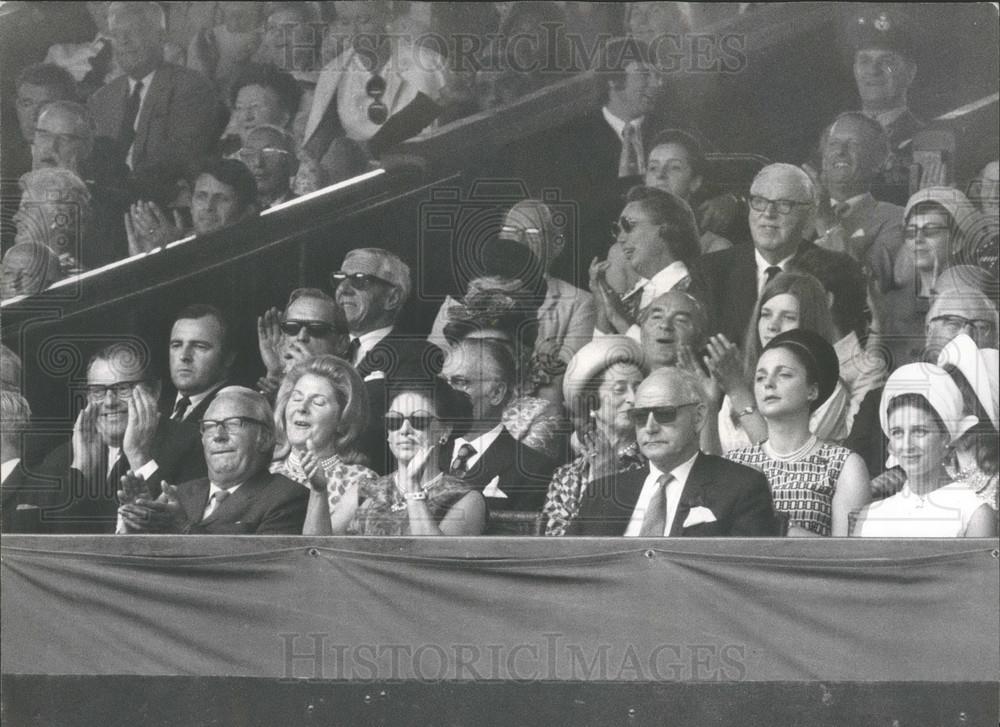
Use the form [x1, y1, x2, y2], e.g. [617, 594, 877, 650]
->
[439, 435, 448, 445]
[589, 410, 598, 419]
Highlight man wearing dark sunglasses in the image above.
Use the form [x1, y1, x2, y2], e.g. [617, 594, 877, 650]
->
[567, 367, 778, 536]
[332, 247, 439, 473]
[239, 125, 298, 209]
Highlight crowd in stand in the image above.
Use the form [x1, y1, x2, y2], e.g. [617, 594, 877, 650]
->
[1, 2, 998, 538]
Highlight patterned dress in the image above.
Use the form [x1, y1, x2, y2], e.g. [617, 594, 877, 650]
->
[271, 450, 378, 530]
[727, 441, 852, 536]
[351, 473, 477, 535]
[543, 442, 646, 536]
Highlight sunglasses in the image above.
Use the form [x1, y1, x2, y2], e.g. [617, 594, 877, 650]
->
[384, 411, 437, 431]
[330, 271, 392, 290]
[279, 320, 336, 337]
[366, 74, 388, 125]
[612, 216, 641, 237]
[626, 403, 700, 427]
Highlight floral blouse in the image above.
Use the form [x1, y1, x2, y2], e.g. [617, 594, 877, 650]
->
[543, 442, 646, 536]
[271, 450, 378, 529]
[351, 473, 478, 535]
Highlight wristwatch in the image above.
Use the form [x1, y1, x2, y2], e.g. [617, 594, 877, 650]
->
[404, 491, 427, 501]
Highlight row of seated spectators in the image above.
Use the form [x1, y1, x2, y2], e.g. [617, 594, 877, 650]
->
[1, 3, 998, 538]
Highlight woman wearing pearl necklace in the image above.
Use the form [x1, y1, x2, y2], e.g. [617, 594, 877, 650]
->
[727, 329, 871, 536]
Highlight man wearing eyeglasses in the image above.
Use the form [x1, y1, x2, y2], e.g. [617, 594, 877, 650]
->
[238, 125, 299, 209]
[118, 387, 307, 534]
[688, 163, 843, 346]
[37, 342, 206, 533]
[566, 367, 777, 536]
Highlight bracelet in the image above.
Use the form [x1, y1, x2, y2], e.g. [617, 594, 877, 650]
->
[735, 405, 757, 419]
[404, 491, 427, 501]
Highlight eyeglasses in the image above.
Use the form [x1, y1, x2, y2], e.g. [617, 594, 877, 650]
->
[279, 319, 336, 337]
[33, 128, 86, 146]
[499, 224, 543, 242]
[199, 417, 266, 435]
[442, 374, 500, 391]
[384, 411, 437, 431]
[330, 271, 392, 290]
[748, 195, 812, 215]
[237, 147, 291, 165]
[929, 314, 995, 337]
[612, 216, 641, 237]
[87, 380, 146, 401]
[366, 75, 388, 125]
[903, 224, 949, 240]
[626, 403, 700, 427]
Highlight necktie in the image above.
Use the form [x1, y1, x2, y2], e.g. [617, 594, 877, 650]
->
[450, 443, 476, 477]
[171, 396, 191, 421]
[764, 265, 782, 286]
[639, 474, 672, 537]
[833, 201, 851, 221]
[106, 452, 130, 498]
[346, 337, 362, 365]
[119, 80, 144, 159]
[204, 489, 230, 519]
[621, 285, 644, 321]
[618, 123, 642, 178]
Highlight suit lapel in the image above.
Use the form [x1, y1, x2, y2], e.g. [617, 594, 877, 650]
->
[179, 478, 210, 527]
[200, 471, 268, 526]
[134, 65, 168, 162]
[462, 429, 514, 490]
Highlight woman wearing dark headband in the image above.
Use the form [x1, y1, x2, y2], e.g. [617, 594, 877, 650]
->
[727, 329, 871, 536]
[270, 355, 378, 534]
[345, 377, 486, 536]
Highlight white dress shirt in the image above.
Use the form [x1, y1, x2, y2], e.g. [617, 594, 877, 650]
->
[1, 458, 20, 484]
[624, 452, 700, 536]
[172, 382, 224, 421]
[349, 326, 394, 366]
[612, 261, 691, 341]
[450, 423, 504, 470]
[125, 70, 156, 169]
[754, 249, 796, 295]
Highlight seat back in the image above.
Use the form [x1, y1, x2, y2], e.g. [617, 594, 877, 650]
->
[485, 509, 544, 536]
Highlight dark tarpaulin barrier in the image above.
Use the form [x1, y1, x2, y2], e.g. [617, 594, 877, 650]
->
[1, 536, 997, 682]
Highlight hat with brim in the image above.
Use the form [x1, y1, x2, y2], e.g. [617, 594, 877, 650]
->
[879, 363, 980, 444]
[562, 336, 646, 417]
[937, 333, 999, 430]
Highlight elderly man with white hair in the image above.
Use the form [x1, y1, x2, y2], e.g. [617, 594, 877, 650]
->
[1, 389, 57, 534]
[118, 386, 308, 534]
[688, 163, 846, 346]
[88, 1, 220, 172]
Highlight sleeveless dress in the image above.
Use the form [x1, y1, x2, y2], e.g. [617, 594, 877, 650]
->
[853, 481, 995, 537]
[351, 473, 478, 535]
[727, 441, 852, 536]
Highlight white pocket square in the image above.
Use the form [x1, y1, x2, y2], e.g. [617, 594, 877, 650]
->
[363, 371, 386, 382]
[481, 476, 507, 499]
[851, 228, 865, 238]
[682, 506, 717, 528]
[15, 503, 40, 510]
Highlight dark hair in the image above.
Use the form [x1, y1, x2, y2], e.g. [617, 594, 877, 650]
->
[762, 328, 840, 413]
[386, 377, 474, 437]
[886, 393, 948, 435]
[174, 303, 231, 352]
[15, 63, 77, 100]
[624, 185, 701, 265]
[789, 248, 868, 340]
[821, 112, 890, 170]
[942, 364, 1000, 476]
[193, 158, 258, 211]
[648, 128, 706, 179]
[229, 63, 303, 120]
[600, 37, 655, 91]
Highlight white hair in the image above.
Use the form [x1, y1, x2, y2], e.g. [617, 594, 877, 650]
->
[752, 162, 818, 208]
[108, 1, 167, 31]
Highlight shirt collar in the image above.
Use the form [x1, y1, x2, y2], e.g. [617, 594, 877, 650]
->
[176, 381, 225, 416]
[648, 450, 700, 486]
[754, 248, 796, 275]
[453, 423, 504, 460]
[1, 458, 21, 483]
[128, 69, 156, 93]
[602, 106, 644, 138]
[351, 325, 394, 363]
[209, 481, 243, 497]
[646, 261, 689, 290]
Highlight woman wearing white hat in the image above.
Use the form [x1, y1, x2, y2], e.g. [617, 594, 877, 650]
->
[542, 336, 648, 536]
[853, 363, 997, 537]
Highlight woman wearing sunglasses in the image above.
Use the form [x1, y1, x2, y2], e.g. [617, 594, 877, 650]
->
[346, 377, 486, 536]
[270, 355, 378, 534]
[727, 329, 870, 536]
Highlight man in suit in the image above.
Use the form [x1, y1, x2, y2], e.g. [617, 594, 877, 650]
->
[1, 390, 59, 533]
[439, 338, 556, 511]
[813, 112, 904, 293]
[88, 2, 220, 172]
[567, 367, 778, 536]
[688, 163, 844, 346]
[38, 341, 206, 533]
[163, 304, 236, 424]
[333, 247, 439, 473]
[118, 387, 307, 534]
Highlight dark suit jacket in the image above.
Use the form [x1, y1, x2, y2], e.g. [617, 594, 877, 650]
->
[440, 429, 556, 512]
[355, 330, 443, 475]
[38, 416, 207, 533]
[687, 240, 843, 346]
[159, 381, 230, 426]
[1, 461, 63, 534]
[176, 470, 307, 535]
[88, 62, 222, 171]
[566, 452, 778, 537]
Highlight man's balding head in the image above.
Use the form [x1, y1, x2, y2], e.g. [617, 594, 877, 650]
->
[748, 163, 817, 263]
